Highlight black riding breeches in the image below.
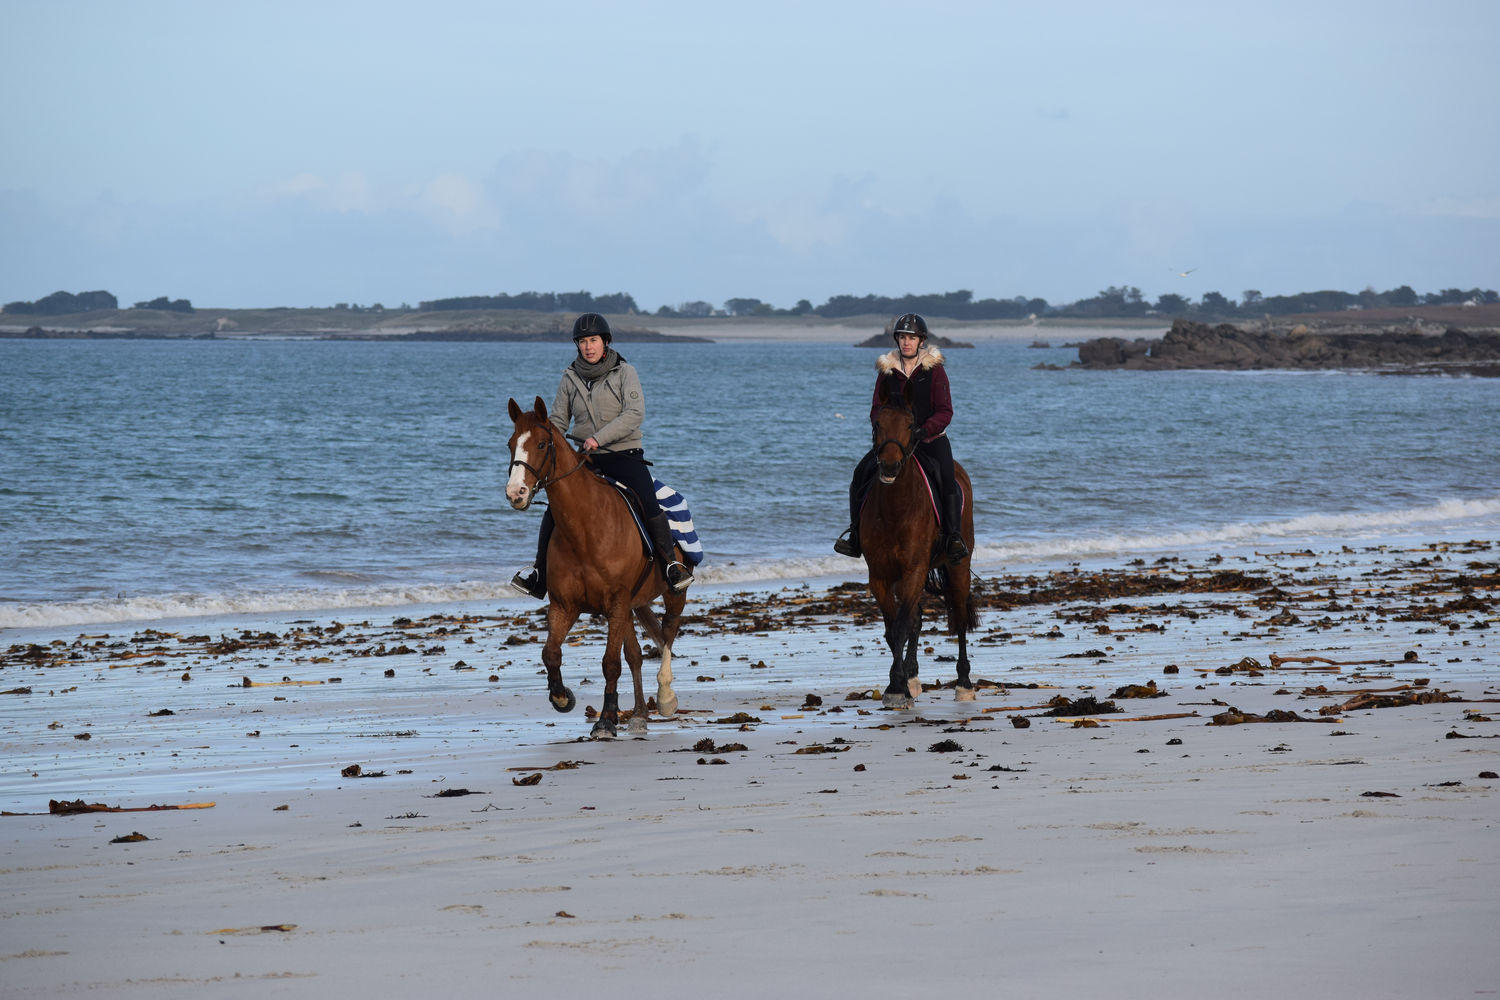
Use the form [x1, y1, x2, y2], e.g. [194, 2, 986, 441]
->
[587, 450, 662, 519]
[916, 436, 957, 501]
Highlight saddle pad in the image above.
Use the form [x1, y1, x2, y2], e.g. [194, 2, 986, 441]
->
[597, 476, 704, 567]
[655, 479, 704, 566]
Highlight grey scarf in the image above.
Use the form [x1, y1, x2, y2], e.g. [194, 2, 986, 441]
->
[570, 347, 622, 383]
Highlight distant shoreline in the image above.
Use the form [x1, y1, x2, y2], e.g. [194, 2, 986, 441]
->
[3, 304, 1495, 345]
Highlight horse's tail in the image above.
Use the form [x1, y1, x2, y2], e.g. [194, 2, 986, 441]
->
[944, 583, 979, 636]
[633, 606, 666, 650]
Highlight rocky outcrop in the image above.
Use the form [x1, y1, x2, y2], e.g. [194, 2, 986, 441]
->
[1065, 319, 1500, 375]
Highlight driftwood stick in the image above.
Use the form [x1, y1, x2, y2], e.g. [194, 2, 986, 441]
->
[1269, 653, 1394, 668]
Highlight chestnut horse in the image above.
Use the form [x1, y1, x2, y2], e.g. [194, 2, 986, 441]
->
[859, 375, 978, 709]
[505, 396, 686, 738]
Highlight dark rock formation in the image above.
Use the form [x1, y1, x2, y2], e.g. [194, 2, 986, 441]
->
[1065, 319, 1500, 375]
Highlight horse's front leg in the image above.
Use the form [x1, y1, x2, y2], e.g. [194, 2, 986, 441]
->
[882, 595, 916, 710]
[542, 603, 581, 714]
[623, 625, 649, 736]
[904, 603, 922, 700]
[592, 611, 628, 739]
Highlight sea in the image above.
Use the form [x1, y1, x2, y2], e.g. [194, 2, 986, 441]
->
[3, 329, 1499, 631]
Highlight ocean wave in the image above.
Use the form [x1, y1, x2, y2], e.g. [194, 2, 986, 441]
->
[964, 496, 1500, 566]
[5, 496, 1496, 631]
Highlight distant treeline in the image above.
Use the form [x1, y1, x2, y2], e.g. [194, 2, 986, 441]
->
[416, 284, 1500, 320]
[7, 284, 1498, 322]
[3, 290, 194, 315]
[4, 290, 119, 315]
[1059, 284, 1497, 321]
[418, 291, 640, 314]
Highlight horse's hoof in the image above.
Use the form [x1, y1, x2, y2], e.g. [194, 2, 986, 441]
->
[656, 689, 678, 718]
[955, 685, 977, 703]
[591, 720, 617, 739]
[907, 677, 922, 699]
[627, 715, 648, 736]
[550, 689, 576, 713]
[882, 692, 913, 710]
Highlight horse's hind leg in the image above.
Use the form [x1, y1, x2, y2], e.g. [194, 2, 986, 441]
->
[634, 599, 680, 718]
[623, 626, 648, 736]
[542, 603, 581, 714]
[950, 579, 976, 702]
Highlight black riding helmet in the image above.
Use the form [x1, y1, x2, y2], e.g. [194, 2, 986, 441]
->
[892, 313, 928, 342]
[571, 312, 612, 344]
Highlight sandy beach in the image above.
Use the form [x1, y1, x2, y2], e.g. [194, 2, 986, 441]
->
[1, 541, 1496, 998]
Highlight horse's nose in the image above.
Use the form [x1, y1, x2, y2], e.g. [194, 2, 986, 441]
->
[507, 484, 529, 508]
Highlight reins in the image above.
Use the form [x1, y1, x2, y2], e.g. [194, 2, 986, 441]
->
[510, 425, 650, 497]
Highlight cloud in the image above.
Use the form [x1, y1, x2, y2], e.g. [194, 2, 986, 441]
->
[419, 173, 497, 233]
[270, 171, 377, 213]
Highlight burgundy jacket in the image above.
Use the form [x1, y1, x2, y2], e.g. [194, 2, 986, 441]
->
[870, 346, 952, 441]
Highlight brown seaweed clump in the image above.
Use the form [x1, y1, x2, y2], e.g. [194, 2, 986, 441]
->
[1040, 695, 1120, 717]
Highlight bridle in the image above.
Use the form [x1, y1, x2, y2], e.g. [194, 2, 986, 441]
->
[872, 403, 920, 476]
[509, 421, 590, 495]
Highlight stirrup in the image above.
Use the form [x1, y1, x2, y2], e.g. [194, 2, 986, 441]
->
[833, 528, 860, 558]
[665, 561, 692, 593]
[510, 567, 546, 600]
[945, 535, 969, 562]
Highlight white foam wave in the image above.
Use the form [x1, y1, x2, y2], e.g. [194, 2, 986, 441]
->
[0, 580, 526, 631]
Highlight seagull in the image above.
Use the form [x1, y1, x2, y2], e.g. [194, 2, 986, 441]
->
[1170, 266, 1198, 277]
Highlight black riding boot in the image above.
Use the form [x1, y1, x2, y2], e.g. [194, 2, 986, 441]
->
[511, 512, 552, 599]
[834, 524, 861, 558]
[647, 513, 692, 592]
[943, 494, 969, 562]
[834, 469, 866, 558]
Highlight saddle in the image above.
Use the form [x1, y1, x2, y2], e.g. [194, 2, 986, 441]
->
[596, 474, 703, 566]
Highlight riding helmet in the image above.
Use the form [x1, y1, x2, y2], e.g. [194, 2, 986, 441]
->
[571, 312, 612, 344]
[892, 313, 928, 342]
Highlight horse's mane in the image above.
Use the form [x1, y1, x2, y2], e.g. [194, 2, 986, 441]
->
[877, 372, 912, 414]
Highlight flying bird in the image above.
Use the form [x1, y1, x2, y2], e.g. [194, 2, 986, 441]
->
[1170, 267, 1198, 277]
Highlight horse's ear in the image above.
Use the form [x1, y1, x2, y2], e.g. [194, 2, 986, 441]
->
[902, 377, 916, 406]
[877, 375, 892, 405]
[507, 398, 522, 421]
[532, 396, 547, 419]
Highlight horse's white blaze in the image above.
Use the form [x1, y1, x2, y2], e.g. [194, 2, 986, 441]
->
[655, 644, 678, 717]
[506, 429, 536, 507]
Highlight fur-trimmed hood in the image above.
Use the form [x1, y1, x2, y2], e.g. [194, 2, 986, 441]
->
[876, 345, 945, 375]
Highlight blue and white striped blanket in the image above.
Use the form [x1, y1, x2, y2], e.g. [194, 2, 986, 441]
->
[654, 479, 704, 566]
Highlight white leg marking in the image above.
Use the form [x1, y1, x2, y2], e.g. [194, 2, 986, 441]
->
[655, 645, 678, 717]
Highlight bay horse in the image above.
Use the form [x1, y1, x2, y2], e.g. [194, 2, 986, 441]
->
[505, 396, 686, 738]
[859, 375, 978, 709]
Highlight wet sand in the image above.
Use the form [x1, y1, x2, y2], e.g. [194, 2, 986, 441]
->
[2, 541, 1497, 997]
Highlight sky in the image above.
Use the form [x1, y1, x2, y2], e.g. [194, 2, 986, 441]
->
[2, 0, 1497, 313]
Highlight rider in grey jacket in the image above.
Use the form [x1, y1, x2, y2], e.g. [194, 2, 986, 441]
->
[512, 313, 691, 598]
